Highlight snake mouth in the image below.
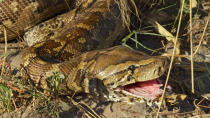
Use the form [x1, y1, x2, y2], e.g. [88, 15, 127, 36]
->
[120, 78, 171, 100]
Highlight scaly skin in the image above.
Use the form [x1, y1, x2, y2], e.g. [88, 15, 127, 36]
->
[0, 0, 75, 42]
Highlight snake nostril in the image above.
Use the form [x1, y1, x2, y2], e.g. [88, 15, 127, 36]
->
[127, 75, 133, 81]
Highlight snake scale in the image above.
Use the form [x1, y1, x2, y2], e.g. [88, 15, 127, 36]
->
[1, 0, 169, 102]
[0, 0, 82, 42]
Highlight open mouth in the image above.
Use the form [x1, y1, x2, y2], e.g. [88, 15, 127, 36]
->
[121, 79, 170, 100]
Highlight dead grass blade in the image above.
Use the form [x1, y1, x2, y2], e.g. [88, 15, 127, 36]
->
[193, 15, 210, 56]
[1, 27, 7, 76]
[68, 96, 102, 118]
[156, 0, 185, 117]
[189, 0, 195, 94]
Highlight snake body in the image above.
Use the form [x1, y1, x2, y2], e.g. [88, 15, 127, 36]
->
[2, 0, 168, 101]
[23, 0, 129, 94]
[0, 0, 76, 42]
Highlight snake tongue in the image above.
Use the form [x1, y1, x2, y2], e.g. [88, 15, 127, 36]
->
[124, 79, 164, 99]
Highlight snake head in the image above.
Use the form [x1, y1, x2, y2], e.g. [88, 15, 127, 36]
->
[65, 46, 169, 102]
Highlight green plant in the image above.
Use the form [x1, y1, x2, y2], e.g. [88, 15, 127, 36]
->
[0, 84, 14, 112]
[121, 31, 162, 54]
[47, 71, 66, 95]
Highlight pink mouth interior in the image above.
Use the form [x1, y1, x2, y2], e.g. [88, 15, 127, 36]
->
[124, 79, 164, 100]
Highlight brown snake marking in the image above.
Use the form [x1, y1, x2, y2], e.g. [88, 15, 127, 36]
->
[23, 0, 128, 93]
[2, 0, 168, 102]
[0, 0, 76, 42]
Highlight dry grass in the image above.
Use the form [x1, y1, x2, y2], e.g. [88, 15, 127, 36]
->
[1, 27, 7, 76]
[156, 0, 185, 117]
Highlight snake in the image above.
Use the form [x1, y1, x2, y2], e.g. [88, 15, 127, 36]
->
[1, 0, 169, 102]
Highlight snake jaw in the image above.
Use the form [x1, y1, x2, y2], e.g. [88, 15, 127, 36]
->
[107, 78, 171, 102]
[123, 79, 164, 100]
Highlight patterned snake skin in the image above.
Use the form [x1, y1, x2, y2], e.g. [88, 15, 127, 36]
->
[0, 0, 78, 42]
[1, 0, 168, 101]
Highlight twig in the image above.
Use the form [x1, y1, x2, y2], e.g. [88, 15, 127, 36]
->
[188, 114, 210, 118]
[67, 96, 101, 118]
[1, 27, 7, 76]
[197, 98, 210, 109]
[189, 0, 195, 94]
[193, 15, 209, 56]
[64, 0, 71, 10]
[1, 23, 24, 41]
[0, 77, 26, 93]
[155, 0, 185, 117]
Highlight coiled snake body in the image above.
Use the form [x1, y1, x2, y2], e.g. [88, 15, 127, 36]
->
[1, 0, 168, 102]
